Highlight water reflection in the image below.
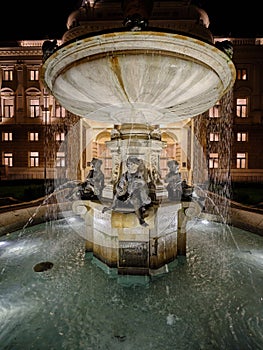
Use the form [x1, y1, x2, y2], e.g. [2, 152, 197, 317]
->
[0, 216, 262, 350]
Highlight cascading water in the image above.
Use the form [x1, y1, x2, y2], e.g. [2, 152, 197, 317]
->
[192, 89, 234, 224]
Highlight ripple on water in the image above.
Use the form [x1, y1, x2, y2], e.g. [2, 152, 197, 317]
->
[0, 217, 262, 350]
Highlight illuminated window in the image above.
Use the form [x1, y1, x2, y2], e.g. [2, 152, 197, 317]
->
[26, 89, 41, 118]
[55, 103, 66, 118]
[55, 132, 65, 141]
[1, 89, 15, 118]
[29, 69, 39, 81]
[209, 101, 220, 118]
[3, 152, 13, 166]
[237, 132, 248, 142]
[42, 93, 51, 124]
[29, 132, 39, 141]
[56, 152, 65, 167]
[236, 98, 248, 118]
[236, 153, 247, 168]
[29, 99, 40, 118]
[29, 152, 39, 167]
[237, 68, 247, 80]
[3, 99, 14, 118]
[2, 70, 13, 81]
[209, 132, 219, 141]
[209, 153, 218, 168]
[2, 132, 12, 141]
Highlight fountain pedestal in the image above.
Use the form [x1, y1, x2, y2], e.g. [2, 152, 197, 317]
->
[72, 199, 201, 276]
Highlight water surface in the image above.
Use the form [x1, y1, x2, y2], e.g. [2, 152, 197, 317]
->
[0, 215, 262, 349]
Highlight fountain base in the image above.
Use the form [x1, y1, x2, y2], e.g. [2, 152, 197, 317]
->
[72, 199, 201, 275]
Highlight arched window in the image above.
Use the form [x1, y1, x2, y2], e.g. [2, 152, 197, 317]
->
[26, 88, 41, 118]
[0, 88, 15, 118]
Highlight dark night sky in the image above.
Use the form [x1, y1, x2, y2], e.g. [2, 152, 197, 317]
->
[0, 1, 261, 41]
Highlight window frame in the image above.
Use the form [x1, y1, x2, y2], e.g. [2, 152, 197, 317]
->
[209, 153, 219, 169]
[28, 132, 39, 141]
[2, 132, 13, 141]
[236, 153, 247, 169]
[56, 151, 66, 167]
[29, 151, 39, 167]
[2, 69, 13, 81]
[237, 132, 248, 142]
[1, 89, 15, 118]
[236, 97, 248, 118]
[236, 68, 247, 81]
[3, 152, 13, 166]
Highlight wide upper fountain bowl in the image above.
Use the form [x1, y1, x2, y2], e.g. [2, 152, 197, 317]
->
[42, 30, 236, 124]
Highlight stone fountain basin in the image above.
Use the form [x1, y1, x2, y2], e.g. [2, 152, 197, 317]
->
[42, 30, 236, 124]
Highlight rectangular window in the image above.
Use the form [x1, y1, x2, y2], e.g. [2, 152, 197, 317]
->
[237, 68, 247, 80]
[3, 70, 13, 81]
[236, 98, 248, 118]
[3, 152, 13, 166]
[55, 104, 66, 118]
[30, 99, 40, 118]
[2, 132, 13, 141]
[29, 132, 39, 141]
[209, 153, 218, 168]
[209, 132, 219, 141]
[209, 102, 220, 118]
[3, 99, 14, 118]
[55, 132, 65, 141]
[237, 153, 247, 168]
[29, 151, 39, 167]
[56, 152, 65, 167]
[237, 132, 248, 142]
[29, 69, 39, 81]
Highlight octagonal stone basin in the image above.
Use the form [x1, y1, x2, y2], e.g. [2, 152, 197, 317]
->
[42, 30, 236, 124]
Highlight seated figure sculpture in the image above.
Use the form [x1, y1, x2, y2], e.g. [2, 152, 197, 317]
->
[66, 158, 104, 200]
[103, 156, 151, 226]
[79, 158, 104, 200]
[164, 160, 182, 201]
[165, 159, 195, 202]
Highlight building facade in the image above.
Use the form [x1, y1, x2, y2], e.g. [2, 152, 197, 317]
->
[0, 2, 262, 185]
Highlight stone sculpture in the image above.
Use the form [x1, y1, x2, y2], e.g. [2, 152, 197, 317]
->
[164, 160, 182, 201]
[66, 158, 104, 201]
[103, 156, 151, 226]
[42, 39, 58, 61]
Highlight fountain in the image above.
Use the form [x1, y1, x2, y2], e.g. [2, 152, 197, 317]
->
[40, 0, 236, 276]
[1, 2, 263, 348]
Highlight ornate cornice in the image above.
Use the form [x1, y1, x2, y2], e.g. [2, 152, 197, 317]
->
[0, 48, 42, 57]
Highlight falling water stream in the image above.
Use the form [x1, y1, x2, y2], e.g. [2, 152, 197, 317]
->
[0, 214, 263, 350]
